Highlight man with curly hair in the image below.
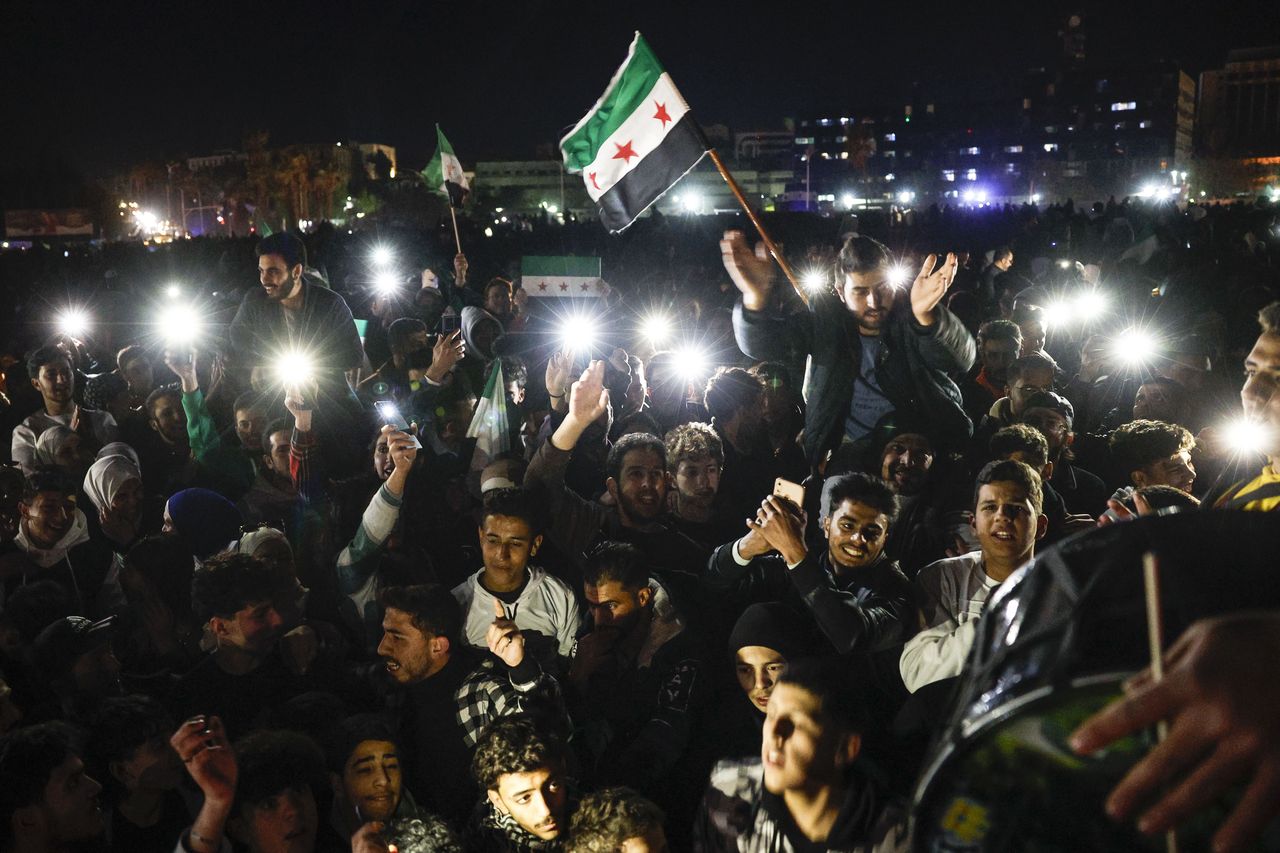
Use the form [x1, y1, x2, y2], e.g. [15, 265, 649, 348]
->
[466, 715, 575, 852]
[663, 423, 738, 549]
[567, 788, 666, 852]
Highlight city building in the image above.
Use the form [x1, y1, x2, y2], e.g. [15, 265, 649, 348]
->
[1195, 46, 1280, 197]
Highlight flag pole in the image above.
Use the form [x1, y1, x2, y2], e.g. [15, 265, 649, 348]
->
[707, 148, 808, 307]
[1142, 551, 1178, 853]
[447, 204, 463, 256]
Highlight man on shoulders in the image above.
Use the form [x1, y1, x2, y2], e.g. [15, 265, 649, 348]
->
[12, 345, 118, 476]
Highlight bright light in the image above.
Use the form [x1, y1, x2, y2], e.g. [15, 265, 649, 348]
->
[275, 351, 315, 386]
[674, 344, 711, 382]
[134, 210, 159, 234]
[897, 190, 916, 205]
[1031, 193, 1042, 203]
[641, 313, 673, 346]
[886, 264, 911, 289]
[546, 204, 559, 215]
[1137, 184, 1157, 199]
[370, 246, 394, 268]
[1042, 300, 1072, 329]
[962, 189, 976, 203]
[57, 309, 90, 338]
[484, 227, 494, 237]
[801, 269, 827, 294]
[559, 314, 598, 353]
[1073, 290, 1108, 322]
[373, 271, 400, 297]
[840, 193, 856, 209]
[681, 193, 702, 213]
[1222, 417, 1275, 457]
[1057, 259, 1072, 269]
[1113, 328, 1160, 367]
[158, 305, 202, 346]
[165, 284, 182, 300]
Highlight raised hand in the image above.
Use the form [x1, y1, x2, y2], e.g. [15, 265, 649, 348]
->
[1070, 613, 1280, 853]
[544, 349, 573, 399]
[567, 361, 610, 429]
[351, 822, 392, 853]
[910, 252, 958, 326]
[747, 495, 808, 566]
[720, 230, 775, 312]
[425, 330, 465, 384]
[164, 349, 199, 393]
[172, 715, 237, 806]
[454, 252, 469, 285]
[486, 597, 525, 668]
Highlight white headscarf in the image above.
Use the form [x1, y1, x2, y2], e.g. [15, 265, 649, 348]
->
[83, 455, 142, 515]
[97, 441, 141, 468]
[34, 426, 78, 467]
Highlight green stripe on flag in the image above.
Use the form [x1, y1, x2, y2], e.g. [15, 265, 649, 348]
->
[560, 33, 665, 173]
[479, 358, 500, 399]
[521, 256, 601, 277]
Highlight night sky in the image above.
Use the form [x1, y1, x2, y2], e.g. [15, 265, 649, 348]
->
[4, 0, 1280, 178]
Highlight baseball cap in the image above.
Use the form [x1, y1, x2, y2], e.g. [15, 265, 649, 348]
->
[1022, 390, 1075, 425]
[30, 616, 115, 680]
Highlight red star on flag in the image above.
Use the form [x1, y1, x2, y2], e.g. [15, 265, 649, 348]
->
[653, 102, 672, 128]
[580, 283, 591, 292]
[589, 172, 600, 190]
[538, 282, 548, 291]
[612, 140, 638, 163]
[559, 282, 569, 292]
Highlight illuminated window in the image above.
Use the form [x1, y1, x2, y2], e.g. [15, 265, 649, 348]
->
[795, 137, 814, 145]
[1139, 120, 1152, 129]
[965, 169, 978, 180]
[884, 133, 897, 142]
[1111, 101, 1136, 111]
[1004, 145, 1023, 153]
[964, 147, 981, 155]
[942, 170, 955, 182]
[1043, 143, 1059, 152]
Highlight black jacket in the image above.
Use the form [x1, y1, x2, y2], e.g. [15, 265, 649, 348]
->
[733, 294, 975, 469]
[228, 280, 364, 373]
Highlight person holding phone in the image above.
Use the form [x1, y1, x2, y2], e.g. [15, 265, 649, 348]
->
[707, 472, 914, 658]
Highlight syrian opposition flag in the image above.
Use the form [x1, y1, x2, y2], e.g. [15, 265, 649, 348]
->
[560, 32, 708, 233]
[521, 256, 604, 298]
[466, 360, 510, 462]
[423, 125, 470, 207]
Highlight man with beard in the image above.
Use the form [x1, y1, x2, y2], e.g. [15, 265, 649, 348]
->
[171, 553, 361, 739]
[229, 233, 365, 468]
[525, 361, 705, 577]
[708, 473, 913, 658]
[374, 583, 477, 825]
[1211, 302, 1280, 511]
[723, 231, 975, 474]
[127, 386, 196, 497]
[900, 460, 1046, 693]
[0, 722, 105, 853]
[1018, 390, 1109, 516]
[12, 345, 118, 476]
[958, 320, 1023, 426]
[466, 715, 574, 852]
[695, 660, 905, 852]
[569, 542, 708, 808]
[703, 368, 775, 523]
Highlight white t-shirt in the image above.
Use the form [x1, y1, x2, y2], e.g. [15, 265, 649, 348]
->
[453, 566, 581, 660]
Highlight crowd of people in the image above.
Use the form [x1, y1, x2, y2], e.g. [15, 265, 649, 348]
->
[0, 191, 1277, 853]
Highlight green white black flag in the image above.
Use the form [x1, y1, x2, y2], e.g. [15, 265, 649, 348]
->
[423, 125, 470, 208]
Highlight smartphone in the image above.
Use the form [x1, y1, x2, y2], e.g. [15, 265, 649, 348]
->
[773, 477, 804, 508]
[166, 347, 193, 367]
[375, 401, 423, 449]
[440, 310, 460, 333]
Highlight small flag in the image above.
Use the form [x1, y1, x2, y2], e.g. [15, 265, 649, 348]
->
[520, 256, 604, 298]
[255, 207, 274, 237]
[466, 360, 510, 459]
[423, 125, 470, 208]
[560, 32, 708, 233]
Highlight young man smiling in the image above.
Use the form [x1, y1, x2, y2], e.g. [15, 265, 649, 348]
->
[899, 459, 1047, 693]
[708, 473, 913, 657]
[12, 345, 118, 476]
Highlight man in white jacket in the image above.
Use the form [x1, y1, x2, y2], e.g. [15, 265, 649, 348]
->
[899, 460, 1046, 693]
[453, 487, 580, 668]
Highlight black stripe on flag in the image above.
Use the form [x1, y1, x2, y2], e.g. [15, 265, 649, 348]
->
[597, 114, 707, 233]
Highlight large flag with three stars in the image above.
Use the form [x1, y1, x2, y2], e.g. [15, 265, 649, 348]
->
[560, 32, 708, 233]
[422, 125, 470, 208]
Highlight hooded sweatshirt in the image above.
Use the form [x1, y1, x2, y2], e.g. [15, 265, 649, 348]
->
[453, 566, 581, 660]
